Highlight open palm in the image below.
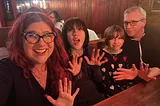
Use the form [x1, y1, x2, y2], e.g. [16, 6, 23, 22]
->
[46, 78, 80, 106]
[113, 64, 138, 80]
[138, 62, 156, 81]
[84, 49, 108, 66]
[68, 55, 83, 76]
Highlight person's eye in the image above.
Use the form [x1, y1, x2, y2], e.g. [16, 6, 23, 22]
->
[110, 37, 114, 40]
[131, 21, 138, 24]
[124, 21, 128, 24]
[27, 33, 38, 38]
[45, 33, 54, 37]
[26, 33, 34, 37]
[68, 29, 74, 33]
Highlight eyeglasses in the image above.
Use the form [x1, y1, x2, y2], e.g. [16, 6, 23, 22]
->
[23, 32, 56, 44]
[124, 19, 144, 26]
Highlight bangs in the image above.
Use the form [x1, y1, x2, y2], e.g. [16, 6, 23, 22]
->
[66, 21, 84, 32]
[111, 32, 125, 39]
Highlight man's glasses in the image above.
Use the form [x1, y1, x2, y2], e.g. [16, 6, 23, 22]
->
[23, 32, 56, 44]
[124, 19, 144, 26]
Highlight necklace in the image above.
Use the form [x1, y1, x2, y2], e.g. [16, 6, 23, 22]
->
[110, 54, 118, 62]
[110, 54, 118, 58]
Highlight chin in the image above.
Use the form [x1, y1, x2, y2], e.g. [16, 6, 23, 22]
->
[127, 32, 135, 37]
[73, 46, 83, 50]
[113, 48, 121, 51]
[34, 58, 48, 64]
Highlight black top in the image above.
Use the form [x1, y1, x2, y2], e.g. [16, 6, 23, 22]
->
[0, 58, 55, 106]
[100, 50, 135, 97]
[70, 46, 105, 106]
[123, 25, 160, 68]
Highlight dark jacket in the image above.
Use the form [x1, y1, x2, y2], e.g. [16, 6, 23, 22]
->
[123, 25, 160, 69]
[0, 58, 54, 106]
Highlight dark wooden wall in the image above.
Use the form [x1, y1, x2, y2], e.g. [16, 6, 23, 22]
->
[48, 0, 139, 36]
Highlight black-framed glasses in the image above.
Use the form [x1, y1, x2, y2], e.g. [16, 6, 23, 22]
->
[23, 32, 56, 44]
[124, 19, 144, 26]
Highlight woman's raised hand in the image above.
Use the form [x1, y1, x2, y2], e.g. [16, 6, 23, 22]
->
[45, 78, 80, 106]
[84, 49, 108, 66]
[68, 55, 83, 76]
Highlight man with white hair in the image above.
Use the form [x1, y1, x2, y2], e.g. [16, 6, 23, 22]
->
[123, 6, 160, 77]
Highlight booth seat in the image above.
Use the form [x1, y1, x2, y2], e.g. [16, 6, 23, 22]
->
[0, 27, 10, 59]
[88, 39, 105, 49]
[0, 27, 11, 47]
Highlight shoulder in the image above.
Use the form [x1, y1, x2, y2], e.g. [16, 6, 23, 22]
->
[0, 58, 12, 67]
[0, 58, 16, 66]
[0, 58, 15, 84]
[0, 58, 19, 74]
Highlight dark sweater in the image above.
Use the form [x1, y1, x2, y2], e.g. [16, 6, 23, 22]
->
[71, 46, 105, 106]
[0, 58, 55, 106]
[100, 50, 135, 97]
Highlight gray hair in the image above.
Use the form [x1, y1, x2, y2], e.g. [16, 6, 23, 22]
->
[124, 6, 146, 19]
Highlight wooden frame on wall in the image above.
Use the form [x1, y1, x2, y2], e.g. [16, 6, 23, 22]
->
[151, 0, 160, 12]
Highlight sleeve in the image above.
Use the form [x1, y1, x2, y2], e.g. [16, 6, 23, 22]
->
[0, 59, 13, 106]
[71, 71, 83, 80]
[133, 76, 146, 84]
[71, 64, 103, 84]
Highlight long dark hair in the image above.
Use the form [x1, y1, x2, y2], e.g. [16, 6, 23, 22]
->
[7, 12, 70, 94]
[62, 17, 89, 54]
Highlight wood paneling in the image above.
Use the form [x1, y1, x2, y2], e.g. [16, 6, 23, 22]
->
[48, 0, 139, 36]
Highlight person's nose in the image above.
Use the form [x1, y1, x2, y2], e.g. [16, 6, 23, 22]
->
[114, 38, 119, 43]
[37, 37, 46, 46]
[73, 29, 78, 36]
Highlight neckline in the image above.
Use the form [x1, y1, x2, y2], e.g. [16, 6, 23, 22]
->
[70, 48, 84, 57]
[131, 33, 145, 41]
[103, 47, 123, 55]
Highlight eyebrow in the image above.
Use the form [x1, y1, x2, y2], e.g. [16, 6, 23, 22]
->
[42, 31, 52, 34]
[24, 30, 36, 33]
[24, 30, 53, 35]
[124, 19, 141, 22]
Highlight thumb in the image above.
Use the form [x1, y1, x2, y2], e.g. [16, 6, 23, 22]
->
[45, 94, 56, 105]
[72, 88, 80, 99]
[84, 56, 90, 64]
[150, 76, 157, 80]
[132, 64, 137, 71]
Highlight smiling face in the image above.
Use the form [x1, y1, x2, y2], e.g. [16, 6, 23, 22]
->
[23, 22, 54, 65]
[108, 32, 124, 52]
[67, 25, 85, 50]
[124, 11, 146, 40]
